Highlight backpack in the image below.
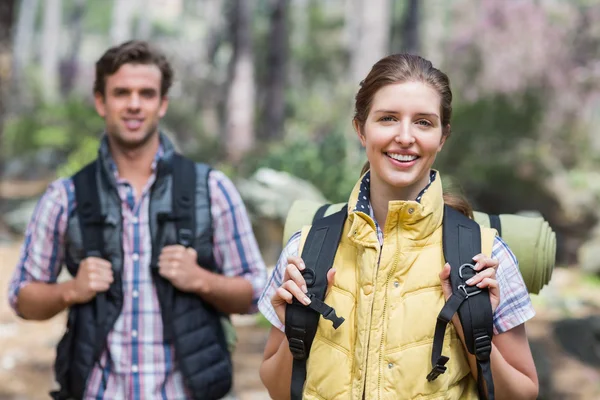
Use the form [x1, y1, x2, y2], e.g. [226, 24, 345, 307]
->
[284, 201, 555, 400]
[284, 201, 556, 295]
[72, 154, 237, 353]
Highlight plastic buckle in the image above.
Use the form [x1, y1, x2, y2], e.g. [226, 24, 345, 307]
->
[458, 284, 482, 298]
[178, 228, 194, 247]
[426, 356, 449, 381]
[474, 335, 492, 361]
[288, 338, 307, 360]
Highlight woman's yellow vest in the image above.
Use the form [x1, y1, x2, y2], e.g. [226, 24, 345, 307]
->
[298, 173, 496, 400]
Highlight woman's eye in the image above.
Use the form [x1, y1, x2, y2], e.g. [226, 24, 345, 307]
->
[379, 116, 395, 122]
[417, 120, 432, 127]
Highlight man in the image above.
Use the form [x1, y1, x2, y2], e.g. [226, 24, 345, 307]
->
[7, 40, 267, 400]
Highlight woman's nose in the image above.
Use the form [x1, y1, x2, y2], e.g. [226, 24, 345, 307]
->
[394, 124, 415, 146]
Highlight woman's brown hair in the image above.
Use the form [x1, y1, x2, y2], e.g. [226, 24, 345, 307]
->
[354, 54, 472, 217]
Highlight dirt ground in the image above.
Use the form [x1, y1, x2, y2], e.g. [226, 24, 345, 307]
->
[1, 243, 599, 400]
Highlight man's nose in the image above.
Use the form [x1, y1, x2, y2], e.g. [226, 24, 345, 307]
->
[127, 93, 141, 110]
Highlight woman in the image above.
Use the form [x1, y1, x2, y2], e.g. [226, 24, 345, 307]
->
[258, 54, 539, 400]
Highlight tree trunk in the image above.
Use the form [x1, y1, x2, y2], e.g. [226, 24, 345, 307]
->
[402, 0, 420, 54]
[40, 0, 62, 103]
[11, 0, 39, 102]
[262, 0, 289, 141]
[136, 0, 152, 40]
[0, 0, 16, 179]
[348, 0, 391, 84]
[225, 0, 255, 165]
[61, 0, 86, 96]
[196, 0, 226, 139]
[110, 0, 135, 45]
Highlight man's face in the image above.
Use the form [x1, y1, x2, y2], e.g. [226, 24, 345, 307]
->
[94, 63, 168, 150]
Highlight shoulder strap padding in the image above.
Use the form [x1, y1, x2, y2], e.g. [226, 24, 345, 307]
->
[286, 207, 348, 400]
[283, 199, 346, 248]
[72, 160, 110, 362]
[429, 205, 496, 399]
[171, 154, 197, 247]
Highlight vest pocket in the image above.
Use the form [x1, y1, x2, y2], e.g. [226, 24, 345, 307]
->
[316, 286, 355, 353]
[304, 286, 355, 399]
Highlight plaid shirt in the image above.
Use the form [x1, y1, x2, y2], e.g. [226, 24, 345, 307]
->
[259, 172, 535, 336]
[8, 146, 267, 400]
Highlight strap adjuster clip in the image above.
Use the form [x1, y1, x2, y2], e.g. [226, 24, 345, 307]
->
[426, 356, 449, 381]
[288, 338, 307, 360]
[474, 334, 492, 361]
[458, 284, 482, 298]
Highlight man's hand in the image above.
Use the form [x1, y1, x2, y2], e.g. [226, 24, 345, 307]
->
[158, 245, 203, 292]
[70, 257, 114, 304]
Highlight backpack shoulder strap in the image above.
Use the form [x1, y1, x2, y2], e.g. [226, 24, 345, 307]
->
[170, 153, 197, 247]
[285, 207, 348, 400]
[73, 161, 105, 259]
[428, 205, 495, 400]
[72, 160, 109, 362]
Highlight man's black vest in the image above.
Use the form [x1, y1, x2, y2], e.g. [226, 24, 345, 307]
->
[52, 136, 232, 400]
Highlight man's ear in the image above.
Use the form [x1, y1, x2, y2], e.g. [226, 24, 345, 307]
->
[94, 92, 106, 118]
[158, 96, 169, 118]
[353, 119, 366, 147]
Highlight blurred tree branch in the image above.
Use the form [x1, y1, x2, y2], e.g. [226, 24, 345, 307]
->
[0, 0, 16, 179]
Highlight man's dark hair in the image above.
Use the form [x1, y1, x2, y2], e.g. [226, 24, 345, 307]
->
[94, 40, 174, 97]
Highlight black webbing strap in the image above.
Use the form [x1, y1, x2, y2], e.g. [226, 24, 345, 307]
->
[312, 203, 330, 223]
[73, 161, 109, 362]
[286, 207, 348, 400]
[428, 205, 495, 399]
[488, 214, 502, 237]
[171, 154, 197, 248]
[157, 154, 197, 342]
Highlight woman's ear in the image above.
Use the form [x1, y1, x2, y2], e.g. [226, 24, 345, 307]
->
[438, 124, 450, 152]
[353, 119, 366, 147]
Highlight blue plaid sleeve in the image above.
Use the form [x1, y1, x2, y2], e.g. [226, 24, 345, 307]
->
[492, 236, 536, 334]
[258, 231, 302, 332]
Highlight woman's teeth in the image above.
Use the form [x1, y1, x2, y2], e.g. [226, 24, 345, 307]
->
[387, 153, 418, 162]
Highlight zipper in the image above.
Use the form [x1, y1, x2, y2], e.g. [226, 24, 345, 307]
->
[361, 244, 383, 399]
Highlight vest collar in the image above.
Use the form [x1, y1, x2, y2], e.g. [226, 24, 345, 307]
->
[346, 169, 444, 244]
[97, 132, 177, 185]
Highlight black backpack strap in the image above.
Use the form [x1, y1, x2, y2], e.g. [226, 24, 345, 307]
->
[154, 154, 197, 342]
[312, 203, 330, 223]
[171, 154, 197, 247]
[488, 214, 502, 236]
[72, 161, 109, 362]
[428, 205, 495, 400]
[286, 207, 348, 400]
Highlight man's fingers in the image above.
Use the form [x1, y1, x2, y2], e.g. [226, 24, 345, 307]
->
[160, 245, 186, 255]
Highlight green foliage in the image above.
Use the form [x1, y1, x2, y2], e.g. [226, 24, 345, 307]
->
[4, 96, 104, 175]
[248, 129, 357, 203]
[56, 135, 101, 177]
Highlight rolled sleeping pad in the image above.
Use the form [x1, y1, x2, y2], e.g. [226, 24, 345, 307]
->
[474, 211, 555, 295]
[283, 200, 555, 295]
